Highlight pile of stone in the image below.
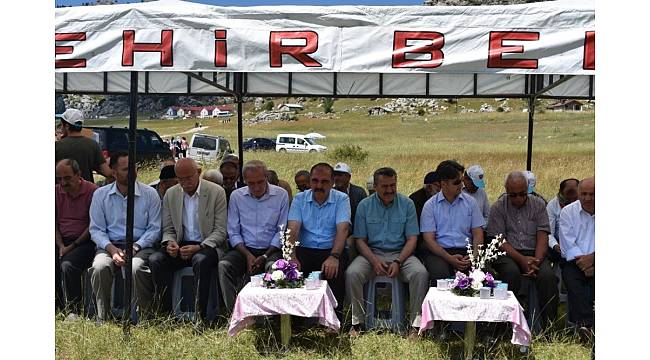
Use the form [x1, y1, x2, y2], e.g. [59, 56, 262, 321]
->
[383, 98, 440, 114]
[245, 111, 296, 125]
[479, 103, 495, 112]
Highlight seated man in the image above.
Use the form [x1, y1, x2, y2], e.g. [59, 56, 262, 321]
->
[220, 155, 245, 205]
[462, 165, 490, 227]
[346, 167, 428, 336]
[420, 161, 485, 284]
[287, 162, 351, 321]
[89, 151, 161, 321]
[487, 171, 558, 330]
[559, 177, 595, 329]
[547, 178, 580, 264]
[153, 164, 178, 200]
[202, 169, 223, 186]
[219, 160, 289, 314]
[410, 171, 440, 258]
[149, 158, 228, 323]
[294, 170, 310, 193]
[55, 159, 98, 317]
[333, 162, 368, 232]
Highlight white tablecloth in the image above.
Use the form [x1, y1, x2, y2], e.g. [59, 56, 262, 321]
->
[228, 281, 340, 337]
[418, 288, 531, 346]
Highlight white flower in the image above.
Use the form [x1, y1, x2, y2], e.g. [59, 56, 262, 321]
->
[471, 279, 483, 290]
[470, 269, 486, 283]
[271, 270, 285, 281]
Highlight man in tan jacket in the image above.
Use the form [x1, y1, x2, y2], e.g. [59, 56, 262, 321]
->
[149, 158, 228, 323]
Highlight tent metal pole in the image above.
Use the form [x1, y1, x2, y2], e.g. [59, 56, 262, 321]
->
[235, 73, 244, 179]
[123, 71, 138, 338]
[526, 96, 535, 171]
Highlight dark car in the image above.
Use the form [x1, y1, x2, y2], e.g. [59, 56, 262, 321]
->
[85, 126, 172, 163]
[242, 137, 276, 151]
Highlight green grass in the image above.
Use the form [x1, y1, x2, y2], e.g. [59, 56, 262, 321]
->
[90, 97, 594, 202]
[56, 317, 592, 360]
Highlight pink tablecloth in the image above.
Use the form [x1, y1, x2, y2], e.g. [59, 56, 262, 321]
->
[228, 281, 340, 337]
[418, 288, 531, 346]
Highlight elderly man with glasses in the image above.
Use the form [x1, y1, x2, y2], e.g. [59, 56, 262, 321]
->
[419, 160, 485, 285]
[487, 171, 558, 330]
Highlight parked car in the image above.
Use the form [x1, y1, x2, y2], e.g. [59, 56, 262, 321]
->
[243, 137, 276, 151]
[187, 133, 233, 163]
[275, 133, 327, 153]
[85, 126, 172, 162]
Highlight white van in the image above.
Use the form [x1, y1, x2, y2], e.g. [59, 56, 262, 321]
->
[187, 133, 233, 162]
[275, 134, 327, 153]
[214, 110, 232, 118]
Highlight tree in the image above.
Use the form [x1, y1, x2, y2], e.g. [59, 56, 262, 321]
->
[323, 98, 334, 114]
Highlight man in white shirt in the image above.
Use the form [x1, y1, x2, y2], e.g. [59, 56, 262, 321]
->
[547, 178, 579, 262]
[559, 177, 595, 329]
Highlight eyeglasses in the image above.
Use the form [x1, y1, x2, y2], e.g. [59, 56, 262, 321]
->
[507, 191, 528, 198]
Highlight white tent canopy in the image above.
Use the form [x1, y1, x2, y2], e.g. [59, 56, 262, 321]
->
[55, 0, 594, 99]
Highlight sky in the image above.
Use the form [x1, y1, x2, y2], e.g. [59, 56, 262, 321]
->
[56, 0, 424, 7]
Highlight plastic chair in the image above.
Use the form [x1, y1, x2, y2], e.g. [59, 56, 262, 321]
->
[363, 276, 406, 333]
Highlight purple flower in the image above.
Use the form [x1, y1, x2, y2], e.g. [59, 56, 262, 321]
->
[484, 273, 495, 288]
[263, 273, 273, 282]
[273, 259, 289, 271]
[285, 269, 299, 281]
[457, 277, 471, 290]
[288, 261, 298, 270]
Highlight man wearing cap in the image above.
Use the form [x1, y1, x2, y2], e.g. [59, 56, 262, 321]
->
[152, 164, 178, 200]
[294, 170, 311, 193]
[219, 160, 289, 314]
[287, 162, 351, 321]
[462, 165, 491, 226]
[420, 161, 485, 284]
[333, 162, 367, 231]
[55, 108, 113, 183]
[559, 177, 595, 330]
[524, 171, 547, 204]
[148, 158, 228, 323]
[346, 167, 429, 337]
[88, 151, 161, 322]
[487, 171, 557, 330]
[220, 156, 245, 205]
[55, 159, 98, 317]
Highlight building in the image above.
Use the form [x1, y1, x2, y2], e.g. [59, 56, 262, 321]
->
[546, 100, 584, 112]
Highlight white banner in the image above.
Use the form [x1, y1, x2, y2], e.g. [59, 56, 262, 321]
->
[55, 0, 595, 75]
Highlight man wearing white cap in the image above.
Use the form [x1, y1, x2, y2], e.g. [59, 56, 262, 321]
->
[524, 171, 547, 204]
[55, 108, 112, 183]
[333, 162, 367, 232]
[462, 165, 490, 226]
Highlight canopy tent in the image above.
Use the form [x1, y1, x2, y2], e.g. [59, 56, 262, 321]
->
[55, 0, 595, 335]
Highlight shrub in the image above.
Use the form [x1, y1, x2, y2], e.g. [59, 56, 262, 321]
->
[323, 98, 334, 114]
[263, 100, 275, 111]
[328, 144, 369, 162]
[417, 108, 426, 116]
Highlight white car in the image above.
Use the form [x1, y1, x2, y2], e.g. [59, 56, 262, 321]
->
[187, 133, 233, 162]
[276, 133, 327, 153]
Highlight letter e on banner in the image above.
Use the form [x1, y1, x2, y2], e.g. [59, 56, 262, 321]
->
[269, 31, 322, 68]
[488, 31, 539, 69]
[392, 31, 444, 68]
[583, 31, 595, 70]
[55, 33, 86, 68]
[122, 30, 173, 67]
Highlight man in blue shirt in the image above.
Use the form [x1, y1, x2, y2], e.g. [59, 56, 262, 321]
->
[89, 151, 161, 322]
[288, 163, 351, 320]
[219, 160, 289, 314]
[420, 161, 485, 283]
[346, 167, 429, 337]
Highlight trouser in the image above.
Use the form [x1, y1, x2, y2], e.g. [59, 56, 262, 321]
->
[296, 246, 348, 321]
[56, 239, 95, 314]
[218, 247, 281, 314]
[418, 247, 468, 284]
[149, 243, 220, 321]
[90, 247, 155, 321]
[562, 260, 595, 328]
[346, 249, 429, 327]
[491, 250, 558, 329]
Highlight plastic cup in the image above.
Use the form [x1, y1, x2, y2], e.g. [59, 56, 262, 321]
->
[479, 287, 491, 299]
[436, 279, 448, 290]
[494, 287, 508, 300]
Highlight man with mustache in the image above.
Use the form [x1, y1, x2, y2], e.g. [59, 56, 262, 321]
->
[346, 167, 428, 337]
[55, 158, 98, 318]
[287, 163, 351, 321]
